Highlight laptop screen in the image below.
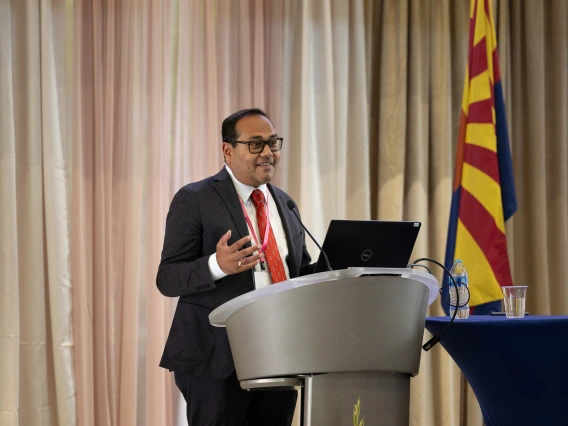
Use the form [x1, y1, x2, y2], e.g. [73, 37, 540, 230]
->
[315, 220, 421, 272]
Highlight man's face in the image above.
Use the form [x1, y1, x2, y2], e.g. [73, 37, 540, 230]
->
[223, 114, 280, 187]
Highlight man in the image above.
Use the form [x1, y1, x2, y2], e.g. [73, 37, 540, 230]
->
[157, 108, 315, 425]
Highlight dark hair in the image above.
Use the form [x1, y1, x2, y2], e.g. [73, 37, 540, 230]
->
[221, 108, 271, 146]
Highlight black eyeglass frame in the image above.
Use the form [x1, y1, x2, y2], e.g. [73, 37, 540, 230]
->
[230, 137, 284, 154]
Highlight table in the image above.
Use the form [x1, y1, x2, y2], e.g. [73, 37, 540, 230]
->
[425, 315, 568, 426]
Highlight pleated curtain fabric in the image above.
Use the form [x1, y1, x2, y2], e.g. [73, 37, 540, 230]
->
[0, 1, 75, 425]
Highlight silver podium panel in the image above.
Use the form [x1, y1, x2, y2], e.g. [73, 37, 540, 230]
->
[304, 372, 410, 426]
[225, 276, 429, 381]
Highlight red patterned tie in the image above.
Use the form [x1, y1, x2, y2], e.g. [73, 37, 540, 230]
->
[250, 189, 287, 283]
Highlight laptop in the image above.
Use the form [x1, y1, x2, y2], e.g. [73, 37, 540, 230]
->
[314, 220, 421, 272]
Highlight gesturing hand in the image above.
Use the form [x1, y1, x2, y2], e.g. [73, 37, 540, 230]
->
[216, 230, 261, 275]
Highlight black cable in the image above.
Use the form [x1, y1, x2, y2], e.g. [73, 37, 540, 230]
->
[408, 257, 470, 351]
[407, 263, 432, 275]
[286, 200, 332, 271]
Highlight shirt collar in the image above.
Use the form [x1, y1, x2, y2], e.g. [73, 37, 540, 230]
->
[225, 165, 268, 204]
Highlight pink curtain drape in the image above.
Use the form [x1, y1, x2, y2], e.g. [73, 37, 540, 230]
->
[72, 1, 171, 425]
[71, 1, 286, 425]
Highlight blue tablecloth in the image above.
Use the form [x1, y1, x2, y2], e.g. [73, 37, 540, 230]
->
[425, 316, 568, 426]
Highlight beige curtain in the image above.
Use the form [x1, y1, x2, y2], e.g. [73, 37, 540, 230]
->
[367, 1, 568, 425]
[0, 1, 75, 426]
[278, 0, 371, 251]
[367, 1, 477, 424]
[504, 0, 568, 315]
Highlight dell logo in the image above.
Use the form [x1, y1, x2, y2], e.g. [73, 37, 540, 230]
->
[361, 250, 372, 261]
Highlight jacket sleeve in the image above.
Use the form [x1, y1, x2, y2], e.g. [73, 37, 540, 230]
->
[156, 188, 217, 297]
[299, 242, 317, 276]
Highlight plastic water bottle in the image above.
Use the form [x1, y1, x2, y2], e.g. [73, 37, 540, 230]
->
[449, 259, 469, 319]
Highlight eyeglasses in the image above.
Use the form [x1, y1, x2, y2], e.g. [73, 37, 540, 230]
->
[231, 137, 284, 154]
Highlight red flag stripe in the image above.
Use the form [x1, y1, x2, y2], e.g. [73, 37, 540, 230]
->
[466, 2, 478, 79]
[454, 111, 468, 191]
[468, 98, 494, 124]
[458, 188, 514, 288]
[470, 37, 488, 79]
[492, 49, 501, 83]
[483, 0, 493, 24]
[464, 144, 500, 183]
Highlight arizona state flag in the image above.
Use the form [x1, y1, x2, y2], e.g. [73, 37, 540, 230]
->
[443, 0, 517, 314]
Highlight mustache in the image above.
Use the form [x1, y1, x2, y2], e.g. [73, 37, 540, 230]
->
[256, 156, 274, 165]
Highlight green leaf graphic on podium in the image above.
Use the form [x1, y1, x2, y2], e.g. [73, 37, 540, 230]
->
[353, 396, 365, 426]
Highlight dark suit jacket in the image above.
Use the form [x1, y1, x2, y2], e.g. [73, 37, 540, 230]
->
[157, 167, 314, 379]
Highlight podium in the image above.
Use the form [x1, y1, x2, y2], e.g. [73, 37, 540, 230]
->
[210, 268, 439, 425]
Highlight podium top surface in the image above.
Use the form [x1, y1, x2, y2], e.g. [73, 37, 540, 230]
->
[209, 267, 439, 327]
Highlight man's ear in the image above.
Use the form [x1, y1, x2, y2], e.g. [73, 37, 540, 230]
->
[222, 142, 232, 163]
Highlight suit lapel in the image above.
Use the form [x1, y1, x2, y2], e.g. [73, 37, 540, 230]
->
[268, 184, 298, 275]
[212, 168, 250, 242]
[212, 168, 297, 274]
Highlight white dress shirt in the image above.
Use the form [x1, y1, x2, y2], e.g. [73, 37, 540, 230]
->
[208, 166, 290, 286]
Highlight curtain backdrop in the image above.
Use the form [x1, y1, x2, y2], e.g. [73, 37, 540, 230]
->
[71, 1, 289, 425]
[1, 1, 567, 425]
[71, 1, 173, 425]
[504, 0, 568, 315]
[0, 1, 75, 426]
